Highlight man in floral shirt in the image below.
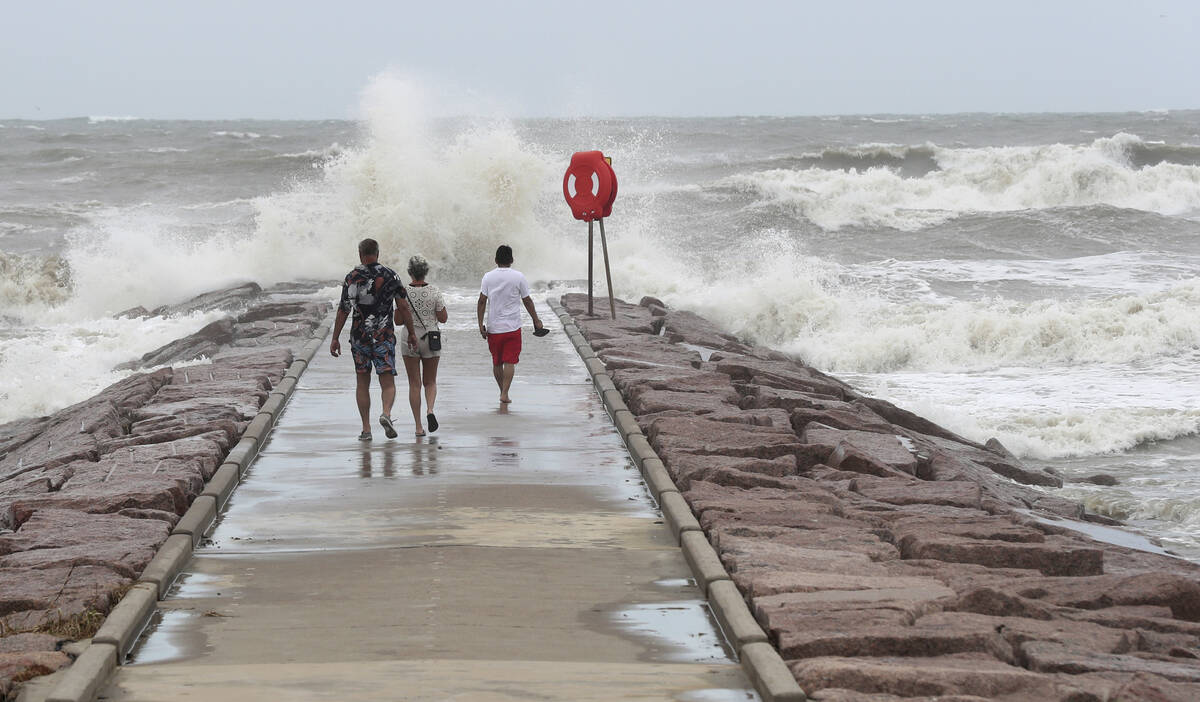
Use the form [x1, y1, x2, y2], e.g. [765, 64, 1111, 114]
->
[330, 238, 418, 440]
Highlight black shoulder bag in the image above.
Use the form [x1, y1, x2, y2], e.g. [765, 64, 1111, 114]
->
[407, 291, 442, 352]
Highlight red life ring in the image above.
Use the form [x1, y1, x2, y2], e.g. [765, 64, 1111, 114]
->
[563, 151, 618, 221]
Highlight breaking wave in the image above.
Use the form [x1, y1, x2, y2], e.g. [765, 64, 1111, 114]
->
[726, 133, 1200, 230]
[1, 74, 577, 320]
[708, 272, 1200, 374]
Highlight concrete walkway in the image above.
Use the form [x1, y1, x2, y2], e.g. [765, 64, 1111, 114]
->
[99, 297, 757, 701]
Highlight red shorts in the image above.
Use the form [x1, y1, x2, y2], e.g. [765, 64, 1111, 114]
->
[487, 329, 522, 366]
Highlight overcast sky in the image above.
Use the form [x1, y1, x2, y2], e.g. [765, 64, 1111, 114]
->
[3, 0, 1197, 119]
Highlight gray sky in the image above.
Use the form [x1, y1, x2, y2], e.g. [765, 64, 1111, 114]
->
[3, 0, 1197, 119]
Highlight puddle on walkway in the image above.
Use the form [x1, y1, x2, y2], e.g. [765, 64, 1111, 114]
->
[610, 600, 734, 664]
[126, 610, 207, 665]
[676, 689, 761, 702]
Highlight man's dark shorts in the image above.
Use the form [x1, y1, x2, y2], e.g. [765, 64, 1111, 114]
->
[351, 333, 397, 375]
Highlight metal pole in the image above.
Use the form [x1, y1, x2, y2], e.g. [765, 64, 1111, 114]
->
[598, 217, 616, 320]
[587, 219, 594, 317]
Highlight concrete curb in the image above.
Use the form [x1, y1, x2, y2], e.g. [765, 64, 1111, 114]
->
[172, 495, 216, 548]
[223, 436, 261, 477]
[547, 296, 808, 702]
[92, 583, 158, 661]
[639, 458, 678, 501]
[241, 413, 273, 442]
[45, 308, 334, 702]
[44, 643, 117, 702]
[660, 491, 701, 543]
[741, 642, 809, 702]
[138, 533, 193, 599]
[201, 463, 240, 507]
[611, 409, 644, 440]
[681, 530, 730, 596]
[708, 580, 769, 651]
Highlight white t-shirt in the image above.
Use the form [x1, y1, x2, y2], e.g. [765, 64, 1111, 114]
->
[480, 267, 531, 334]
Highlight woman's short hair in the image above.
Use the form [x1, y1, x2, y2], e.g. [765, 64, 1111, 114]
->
[407, 254, 430, 280]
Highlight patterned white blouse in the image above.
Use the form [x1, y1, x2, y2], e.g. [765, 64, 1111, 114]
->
[404, 283, 445, 331]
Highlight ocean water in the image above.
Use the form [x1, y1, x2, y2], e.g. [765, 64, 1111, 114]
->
[2, 80, 1197, 555]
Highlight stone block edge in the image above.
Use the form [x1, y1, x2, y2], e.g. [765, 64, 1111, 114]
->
[548, 295, 808, 702]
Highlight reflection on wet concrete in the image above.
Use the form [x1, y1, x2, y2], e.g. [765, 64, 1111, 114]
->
[611, 602, 731, 664]
[129, 610, 206, 666]
[610, 571, 737, 665]
[676, 687, 760, 701]
[356, 439, 443, 478]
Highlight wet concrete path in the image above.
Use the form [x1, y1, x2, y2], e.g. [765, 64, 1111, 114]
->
[101, 297, 756, 701]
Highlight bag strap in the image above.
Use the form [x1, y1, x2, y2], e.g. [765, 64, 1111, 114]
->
[406, 287, 430, 330]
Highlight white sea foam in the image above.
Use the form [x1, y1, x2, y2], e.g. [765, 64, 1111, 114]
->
[765, 278, 1199, 373]
[0, 312, 225, 424]
[848, 359, 1200, 460]
[276, 143, 344, 160]
[88, 115, 140, 123]
[211, 131, 261, 139]
[53, 172, 96, 184]
[726, 133, 1200, 230]
[854, 252, 1200, 298]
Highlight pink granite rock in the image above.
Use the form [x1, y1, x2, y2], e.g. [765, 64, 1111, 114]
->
[0, 651, 71, 691]
[790, 655, 1108, 700]
[1022, 640, 1200, 682]
[947, 588, 1056, 620]
[715, 359, 849, 399]
[627, 388, 741, 416]
[0, 509, 169, 578]
[897, 533, 1103, 577]
[662, 453, 799, 489]
[851, 477, 983, 509]
[610, 367, 733, 396]
[649, 415, 803, 459]
[1014, 573, 1200, 622]
[0, 564, 129, 627]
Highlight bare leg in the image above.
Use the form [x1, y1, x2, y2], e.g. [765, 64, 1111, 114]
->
[403, 356, 424, 435]
[379, 372, 396, 419]
[499, 363, 515, 403]
[422, 356, 439, 413]
[492, 363, 503, 390]
[355, 372, 372, 433]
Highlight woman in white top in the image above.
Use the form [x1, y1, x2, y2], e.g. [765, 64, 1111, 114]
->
[400, 255, 448, 436]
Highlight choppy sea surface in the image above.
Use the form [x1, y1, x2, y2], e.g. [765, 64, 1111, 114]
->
[2, 86, 1197, 556]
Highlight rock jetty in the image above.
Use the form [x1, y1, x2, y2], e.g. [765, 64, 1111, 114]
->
[562, 293, 1200, 702]
[0, 283, 329, 699]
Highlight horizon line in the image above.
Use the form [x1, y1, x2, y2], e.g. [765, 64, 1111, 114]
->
[3, 107, 1198, 123]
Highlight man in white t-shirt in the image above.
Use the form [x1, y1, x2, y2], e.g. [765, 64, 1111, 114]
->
[477, 245, 544, 403]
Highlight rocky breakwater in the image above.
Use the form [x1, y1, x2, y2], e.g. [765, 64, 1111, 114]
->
[0, 282, 329, 699]
[562, 292, 1200, 702]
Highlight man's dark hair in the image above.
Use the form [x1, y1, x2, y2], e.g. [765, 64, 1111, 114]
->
[495, 245, 514, 266]
[358, 238, 379, 258]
